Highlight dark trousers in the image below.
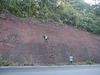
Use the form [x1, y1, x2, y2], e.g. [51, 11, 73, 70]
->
[70, 61, 73, 64]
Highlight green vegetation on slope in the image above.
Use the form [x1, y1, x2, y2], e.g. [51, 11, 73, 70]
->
[0, 57, 11, 66]
[0, 0, 100, 34]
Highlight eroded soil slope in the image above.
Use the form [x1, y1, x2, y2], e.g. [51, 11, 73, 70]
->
[0, 15, 100, 65]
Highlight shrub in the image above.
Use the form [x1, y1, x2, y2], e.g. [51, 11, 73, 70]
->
[86, 60, 95, 65]
[0, 57, 11, 66]
[76, 13, 100, 34]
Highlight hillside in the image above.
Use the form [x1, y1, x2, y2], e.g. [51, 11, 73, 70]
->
[0, 14, 100, 65]
[0, 0, 100, 35]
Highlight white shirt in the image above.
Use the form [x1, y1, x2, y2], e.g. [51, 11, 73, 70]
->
[69, 56, 73, 61]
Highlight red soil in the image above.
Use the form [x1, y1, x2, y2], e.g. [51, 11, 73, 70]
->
[0, 15, 100, 65]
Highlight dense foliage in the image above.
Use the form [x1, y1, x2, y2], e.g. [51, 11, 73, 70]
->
[0, 0, 100, 34]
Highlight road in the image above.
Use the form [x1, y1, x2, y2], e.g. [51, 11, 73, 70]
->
[0, 65, 100, 75]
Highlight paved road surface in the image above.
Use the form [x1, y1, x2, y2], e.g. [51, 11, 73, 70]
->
[0, 65, 100, 75]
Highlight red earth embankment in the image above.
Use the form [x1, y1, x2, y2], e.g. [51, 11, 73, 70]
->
[0, 15, 100, 65]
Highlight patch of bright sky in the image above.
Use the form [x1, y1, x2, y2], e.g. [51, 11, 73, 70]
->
[84, 0, 96, 5]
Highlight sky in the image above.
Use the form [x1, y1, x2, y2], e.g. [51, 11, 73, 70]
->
[84, 0, 96, 5]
